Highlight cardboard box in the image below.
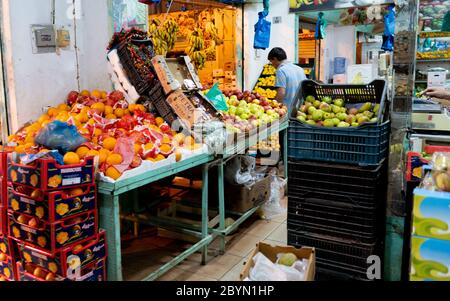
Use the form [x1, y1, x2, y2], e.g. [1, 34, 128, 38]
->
[165, 56, 203, 91]
[224, 62, 234, 71]
[410, 236, 450, 281]
[213, 69, 224, 77]
[225, 71, 234, 78]
[240, 242, 315, 281]
[347, 64, 376, 84]
[151, 56, 182, 95]
[413, 188, 450, 242]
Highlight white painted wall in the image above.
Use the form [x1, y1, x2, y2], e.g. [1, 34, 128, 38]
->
[243, 1, 296, 91]
[2, 0, 111, 132]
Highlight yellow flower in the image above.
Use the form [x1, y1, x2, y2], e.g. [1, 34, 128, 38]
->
[23, 251, 32, 263]
[30, 174, 39, 187]
[48, 262, 58, 274]
[56, 203, 69, 217]
[3, 267, 11, 278]
[12, 226, 20, 238]
[11, 199, 19, 211]
[48, 175, 62, 188]
[0, 243, 6, 253]
[56, 232, 69, 245]
[35, 207, 45, 219]
[37, 236, 47, 248]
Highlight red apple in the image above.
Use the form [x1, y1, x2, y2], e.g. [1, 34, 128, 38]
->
[67, 91, 79, 106]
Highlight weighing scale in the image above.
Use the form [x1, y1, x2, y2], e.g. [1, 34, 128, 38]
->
[412, 98, 450, 132]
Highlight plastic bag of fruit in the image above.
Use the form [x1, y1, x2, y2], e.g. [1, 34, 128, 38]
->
[34, 121, 87, 153]
[430, 152, 450, 192]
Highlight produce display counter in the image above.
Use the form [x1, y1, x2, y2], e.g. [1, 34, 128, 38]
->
[98, 153, 214, 281]
[97, 118, 289, 281]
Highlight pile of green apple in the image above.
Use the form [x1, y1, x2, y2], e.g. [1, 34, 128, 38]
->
[296, 95, 380, 128]
[221, 90, 288, 133]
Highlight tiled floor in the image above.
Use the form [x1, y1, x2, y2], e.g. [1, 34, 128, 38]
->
[121, 211, 287, 281]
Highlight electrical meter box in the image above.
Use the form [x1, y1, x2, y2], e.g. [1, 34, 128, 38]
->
[31, 25, 56, 54]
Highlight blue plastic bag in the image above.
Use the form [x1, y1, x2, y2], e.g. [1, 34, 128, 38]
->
[254, 11, 271, 50]
[382, 5, 395, 52]
[315, 12, 327, 40]
[206, 83, 229, 111]
[34, 121, 87, 153]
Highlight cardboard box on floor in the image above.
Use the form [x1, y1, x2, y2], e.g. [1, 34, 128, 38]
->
[240, 242, 316, 281]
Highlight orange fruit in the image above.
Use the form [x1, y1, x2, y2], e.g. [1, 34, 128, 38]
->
[155, 117, 165, 126]
[24, 135, 35, 144]
[100, 91, 108, 99]
[128, 104, 137, 112]
[38, 149, 49, 153]
[64, 152, 80, 165]
[93, 128, 102, 137]
[78, 127, 90, 135]
[15, 145, 26, 154]
[47, 107, 58, 117]
[105, 166, 122, 180]
[155, 154, 166, 161]
[87, 118, 96, 125]
[69, 188, 84, 196]
[135, 104, 146, 112]
[144, 143, 154, 151]
[161, 135, 172, 144]
[103, 137, 117, 151]
[124, 109, 131, 116]
[134, 144, 142, 154]
[98, 149, 110, 164]
[105, 114, 116, 120]
[57, 103, 70, 111]
[30, 189, 44, 199]
[159, 144, 173, 154]
[41, 120, 50, 127]
[38, 114, 50, 124]
[175, 150, 182, 162]
[76, 146, 90, 159]
[104, 105, 113, 116]
[106, 153, 123, 165]
[114, 108, 125, 118]
[91, 90, 102, 99]
[86, 149, 99, 158]
[184, 136, 195, 146]
[91, 102, 105, 114]
[80, 90, 90, 97]
[174, 133, 185, 145]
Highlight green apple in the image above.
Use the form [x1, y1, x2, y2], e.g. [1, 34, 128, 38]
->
[308, 106, 317, 115]
[357, 116, 369, 124]
[306, 120, 316, 125]
[351, 122, 359, 127]
[370, 117, 378, 123]
[229, 106, 237, 115]
[297, 116, 306, 122]
[363, 111, 374, 119]
[322, 97, 332, 104]
[312, 110, 324, 121]
[306, 115, 312, 120]
[239, 100, 247, 107]
[340, 107, 347, 113]
[305, 96, 315, 103]
[240, 113, 249, 120]
[332, 105, 341, 114]
[323, 119, 335, 127]
[332, 118, 340, 126]
[236, 107, 245, 116]
[319, 103, 331, 112]
[336, 113, 348, 121]
[323, 112, 333, 120]
[334, 99, 344, 107]
[313, 100, 321, 108]
[337, 121, 350, 128]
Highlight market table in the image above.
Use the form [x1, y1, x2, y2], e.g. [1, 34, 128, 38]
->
[98, 153, 214, 281]
[212, 118, 289, 253]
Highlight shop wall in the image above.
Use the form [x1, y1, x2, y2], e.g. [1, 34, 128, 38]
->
[323, 24, 356, 82]
[2, 0, 111, 132]
[242, 1, 296, 91]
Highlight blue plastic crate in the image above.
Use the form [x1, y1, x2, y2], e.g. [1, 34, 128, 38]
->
[288, 120, 390, 166]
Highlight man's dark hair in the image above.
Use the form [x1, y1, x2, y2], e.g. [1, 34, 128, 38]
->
[268, 47, 287, 61]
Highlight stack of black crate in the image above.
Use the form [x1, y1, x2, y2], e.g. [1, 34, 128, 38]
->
[287, 79, 390, 280]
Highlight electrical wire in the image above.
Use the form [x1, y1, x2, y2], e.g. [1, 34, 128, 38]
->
[72, 0, 81, 91]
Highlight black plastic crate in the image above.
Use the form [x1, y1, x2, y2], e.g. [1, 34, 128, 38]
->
[288, 185, 382, 209]
[316, 258, 376, 280]
[117, 40, 155, 95]
[287, 219, 378, 244]
[316, 266, 371, 281]
[288, 230, 378, 269]
[148, 82, 178, 125]
[288, 159, 385, 186]
[288, 195, 382, 229]
[288, 80, 390, 166]
[288, 120, 390, 166]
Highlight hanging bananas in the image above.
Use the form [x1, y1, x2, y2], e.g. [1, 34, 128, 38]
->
[149, 17, 179, 56]
[187, 27, 206, 69]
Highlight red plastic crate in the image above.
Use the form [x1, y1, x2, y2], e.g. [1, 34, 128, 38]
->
[8, 210, 97, 253]
[16, 257, 106, 281]
[0, 206, 5, 236]
[7, 155, 95, 191]
[7, 184, 97, 223]
[16, 230, 106, 277]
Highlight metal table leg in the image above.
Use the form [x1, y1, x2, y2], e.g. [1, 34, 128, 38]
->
[282, 128, 288, 179]
[217, 160, 226, 255]
[99, 194, 122, 281]
[201, 165, 209, 265]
